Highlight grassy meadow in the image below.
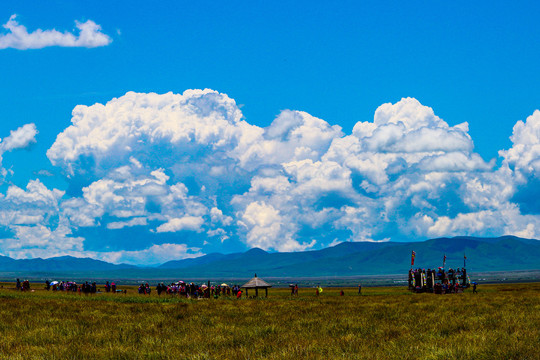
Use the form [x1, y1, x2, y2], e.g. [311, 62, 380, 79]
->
[0, 282, 539, 359]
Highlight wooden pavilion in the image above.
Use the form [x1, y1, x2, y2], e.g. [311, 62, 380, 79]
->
[241, 274, 272, 297]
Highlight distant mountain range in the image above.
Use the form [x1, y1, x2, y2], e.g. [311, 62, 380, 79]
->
[0, 255, 135, 273]
[1, 236, 539, 279]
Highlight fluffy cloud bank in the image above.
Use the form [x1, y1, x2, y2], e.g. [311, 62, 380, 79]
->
[0, 15, 111, 50]
[1, 90, 540, 264]
[499, 110, 540, 215]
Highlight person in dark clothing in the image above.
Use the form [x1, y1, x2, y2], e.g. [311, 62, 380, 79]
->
[473, 283, 478, 294]
[156, 283, 166, 296]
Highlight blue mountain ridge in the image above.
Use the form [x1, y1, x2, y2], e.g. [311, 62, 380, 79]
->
[0, 255, 135, 272]
[1, 236, 538, 277]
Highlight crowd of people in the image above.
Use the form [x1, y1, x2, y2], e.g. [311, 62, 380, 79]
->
[45, 280, 107, 294]
[9, 274, 475, 297]
[408, 267, 469, 294]
[152, 282, 243, 299]
[12, 279, 245, 298]
[38, 279, 127, 295]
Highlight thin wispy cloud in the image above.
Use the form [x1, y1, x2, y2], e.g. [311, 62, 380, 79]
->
[0, 15, 112, 50]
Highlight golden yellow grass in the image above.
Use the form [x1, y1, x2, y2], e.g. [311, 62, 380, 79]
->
[0, 283, 539, 359]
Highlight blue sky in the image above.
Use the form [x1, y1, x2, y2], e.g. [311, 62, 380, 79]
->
[0, 1, 539, 264]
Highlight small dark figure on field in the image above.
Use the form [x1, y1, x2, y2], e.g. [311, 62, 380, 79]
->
[340, 290, 344, 296]
[82, 281, 91, 295]
[358, 284, 362, 295]
[16, 278, 21, 290]
[22, 280, 30, 291]
[473, 283, 477, 294]
[156, 282, 166, 296]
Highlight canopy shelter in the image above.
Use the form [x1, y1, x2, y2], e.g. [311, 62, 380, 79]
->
[241, 274, 272, 297]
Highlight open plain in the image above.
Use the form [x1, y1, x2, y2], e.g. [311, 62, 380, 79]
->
[0, 282, 538, 359]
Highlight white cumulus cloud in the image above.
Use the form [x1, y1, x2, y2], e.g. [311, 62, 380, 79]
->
[98, 243, 203, 265]
[0, 123, 38, 177]
[0, 15, 112, 50]
[0, 123, 37, 152]
[2, 90, 539, 264]
[156, 216, 205, 233]
[500, 110, 540, 180]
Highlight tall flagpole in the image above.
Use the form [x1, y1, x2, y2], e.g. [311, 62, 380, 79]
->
[443, 253, 446, 269]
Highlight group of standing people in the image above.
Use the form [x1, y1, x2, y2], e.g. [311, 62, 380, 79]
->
[11, 278, 478, 297]
[290, 284, 299, 296]
[138, 283, 152, 294]
[104, 281, 118, 293]
[15, 278, 30, 291]
[408, 267, 469, 294]
[46, 280, 98, 294]
[43, 279, 122, 295]
[152, 282, 244, 299]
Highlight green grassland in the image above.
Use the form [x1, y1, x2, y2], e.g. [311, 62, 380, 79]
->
[0, 283, 539, 359]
